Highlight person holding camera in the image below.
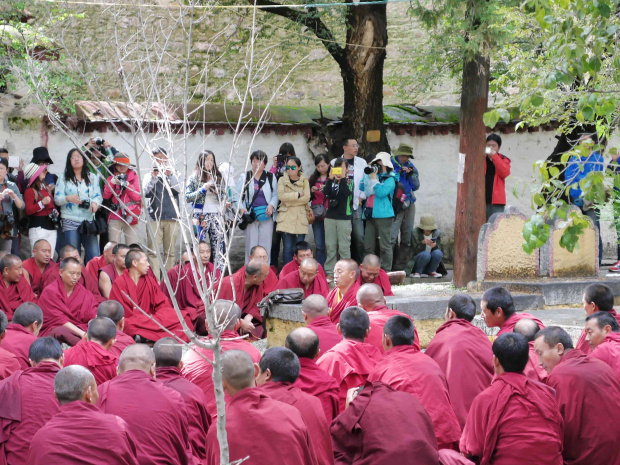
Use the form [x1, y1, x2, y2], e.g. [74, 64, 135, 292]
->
[54, 149, 103, 264]
[485, 133, 511, 220]
[0, 158, 24, 252]
[236, 150, 278, 264]
[361, 152, 396, 271]
[308, 154, 330, 268]
[103, 153, 142, 245]
[408, 214, 445, 278]
[276, 156, 310, 265]
[23, 163, 58, 253]
[322, 157, 353, 280]
[269, 142, 296, 268]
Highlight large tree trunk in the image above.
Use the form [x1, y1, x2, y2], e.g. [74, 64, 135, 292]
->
[453, 54, 490, 288]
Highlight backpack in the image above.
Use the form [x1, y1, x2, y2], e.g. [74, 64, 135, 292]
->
[390, 181, 407, 215]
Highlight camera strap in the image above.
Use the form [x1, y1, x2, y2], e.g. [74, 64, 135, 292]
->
[245, 171, 267, 208]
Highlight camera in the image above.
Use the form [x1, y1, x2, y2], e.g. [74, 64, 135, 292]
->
[48, 209, 60, 227]
[95, 138, 105, 146]
[238, 210, 257, 230]
[109, 203, 119, 212]
[485, 147, 492, 155]
[329, 199, 339, 209]
[78, 199, 91, 209]
[364, 164, 380, 175]
[116, 174, 129, 189]
[277, 153, 288, 164]
[0, 200, 15, 238]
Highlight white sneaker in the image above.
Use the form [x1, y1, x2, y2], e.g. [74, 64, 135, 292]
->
[429, 272, 442, 278]
[420, 274, 429, 278]
[410, 273, 421, 278]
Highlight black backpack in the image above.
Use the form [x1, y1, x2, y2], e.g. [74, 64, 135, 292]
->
[390, 181, 407, 215]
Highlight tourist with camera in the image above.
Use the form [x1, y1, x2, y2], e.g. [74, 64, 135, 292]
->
[236, 150, 278, 264]
[54, 149, 102, 264]
[23, 163, 58, 253]
[269, 142, 296, 268]
[361, 152, 396, 271]
[0, 158, 24, 252]
[308, 154, 330, 268]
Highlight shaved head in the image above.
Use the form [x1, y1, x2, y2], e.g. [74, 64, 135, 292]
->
[54, 366, 97, 405]
[12, 303, 44, 327]
[59, 244, 79, 260]
[513, 318, 541, 342]
[213, 300, 242, 330]
[258, 347, 300, 383]
[285, 327, 320, 359]
[245, 259, 264, 277]
[302, 294, 329, 320]
[118, 344, 155, 374]
[103, 241, 117, 252]
[97, 300, 125, 324]
[221, 350, 255, 391]
[87, 317, 117, 344]
[300, 257, 318, 271]
[153, 337, 182, 368]
[356, 283, 384, 309]
[361, 254, 381, 268]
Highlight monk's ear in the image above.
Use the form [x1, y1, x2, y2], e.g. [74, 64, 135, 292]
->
[58, 354, 65, 368]
[495, 307, 505, 319]
[336, 323, 342, 335]
[177, 360, 184, 371]
[253, 363, 261, 379]
[119, 317, 125, 331]
[603, 325, 612, 335]
[364, 327, 370, 341]
[29, 358, 36, 367]
[556, 343, 566, 356]
[314, 349, 321, 361]
[149, 362, 156, 378]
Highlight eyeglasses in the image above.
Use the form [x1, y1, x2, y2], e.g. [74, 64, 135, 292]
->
[286, 165, 298, 171]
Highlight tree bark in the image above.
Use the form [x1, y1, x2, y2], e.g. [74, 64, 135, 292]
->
[453, 54, 489, 288]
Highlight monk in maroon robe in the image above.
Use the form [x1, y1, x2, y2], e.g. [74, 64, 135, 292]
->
[63, 317, 118, 385]
[584, 311, 620, 378]
[279, 240, 327, 280]
[535, 326, 620, 465]
[0, 255, 37, 320]
[84, 241, 116, 281]
[218, 259, 270, 339]
[327, 259, 361, 323]
[181, 300, 261, 420]
[38, 258, 98, 346]
[205, 350, 318, 465]
[481, 287, 543, 336]
[98, 343, 191, 465]
[369, 314, 462, 449]
[331, 381, 439, 464]
[96, 300, 135, 357]
[0, 337, 62, 465]
[576, 283, 620, 353]
[257, 347, 334, 465]
[356, 254, 393, 296]
[513, 317, 548, 382]
[27, 365, 139, 465]
[2, 303, 42, 370]
[302, 295, 341, 355]
[241, 245, 278, 293]
[21, 239, 53, 296]
[425, 294, 494, 429]
[317, 306, 382, 412]
[154, 337, 211, 463]
[275, 258, 329, 298]
[0, 310, 20, 380]
[99, 244, 129, 299]
[109, 250, 191, 342]
[460, 333, 563, 464]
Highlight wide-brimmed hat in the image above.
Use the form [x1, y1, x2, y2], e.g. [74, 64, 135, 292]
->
[111, 153, 135, 169]
[418, 215, 437, 230]
[31, 146, 53, 164]
[24, 163, 48, 186]
[393, 143, 414, 159]
[369, 152, 394, 170]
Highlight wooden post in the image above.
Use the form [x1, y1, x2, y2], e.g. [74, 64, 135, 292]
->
[453, 54, 490, 288]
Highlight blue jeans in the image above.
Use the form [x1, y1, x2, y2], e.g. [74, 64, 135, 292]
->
[312, 221, 326, 267]
[282, 233, 305, 265]
[413, 249, 443, 274]
[64, 229, 100, 265]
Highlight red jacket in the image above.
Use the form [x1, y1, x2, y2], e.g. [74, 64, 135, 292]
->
[103, 170, 142, 225]
[485, 153, 511, 205]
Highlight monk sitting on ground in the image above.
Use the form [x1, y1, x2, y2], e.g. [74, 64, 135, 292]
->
[38, 257, 99, 346]
[27, 365, 139, 465]
[279, 240, 327, 280]
[22, 239, 54, 296]
[481, 286, 543, 336]
[534, 326, 620, 465]
[84, 241, 117, 281]
[585, 311, 620, 378]
[276, 257, 329, 298]
[576, 283, 620, 353]
[98, 344, 191, 465]
[99, 243, 130, 299]
[218, 259, 270, 339]
[286, 327, 340, 423]
[356, 283, 420, 352]
[205, 350, 318, 465]
[97, 300, 135, 357]
[369, 315, 462, 450]
[356, 254, 393, 296]
[256, 347, 334, 465]
[63, 317, 118, 385]
[425, 293, 494, 429]
[327, 259, 361, 323]
[302, 295, 341, 355]
[239, 245, 278, 293]
[317, 306, 382, 411]
[182, 300, 261, 420]
[109, 249, 191, 342]
[513, 318, 548, 382]
[0, 309, 20, 379]
[0, 337, 62, 464]
[0, 254, 36, 320]
[460, 333, 563, 464]
[2, 302, 42, 369]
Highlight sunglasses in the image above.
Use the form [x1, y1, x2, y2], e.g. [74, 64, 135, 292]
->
[286, 165, 298, 171]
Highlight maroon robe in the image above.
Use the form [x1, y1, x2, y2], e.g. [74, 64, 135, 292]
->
[98, 369, 191, 465]
[0, 277, 36, 320]
[258, 382, 334, 465]
[331, 381, 439, 465]
[307, 316, 341, 356]
[181, 329, 262, 420]
[165, 262, 221, 324]
[63, 340, 118, 385]
[460, 372, 562, 465]
[355, 268, 394, 296]
[280, 259, 327, 281]
[439, 450, 476, 465]
[546, 349, 620, 465]
[85, 255, 108, 281]
[109, 270, 191, 342]
[27, 401, 139, 465]
[40, 261, 105, 303]
[497, 313, 544, 336]
[524, 340, 548, 383]
[317, 339, 382, 412]
[2, 324, 38, 370]
[238, 264, 279, 294]
[294, 357, 340, 423]
[590, 332, 620, 378]
[576, 309, 620, 354]
[205, 388, 318, 465]
[100, 263, 120, 285]
[369, 344, 462, 448]
[109, 330, 135, 358]
[327, 282, 361, 324]
[0, 348, 19, 381]
[275, 270, 329, 298]
[22, 258, 52, 296]
[425, 319, 494, 429]
[156, 366, 211, 463]
[0, 361, 60, 465]
[218, 268, 269, 339]
[366, 305, 420, 353]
